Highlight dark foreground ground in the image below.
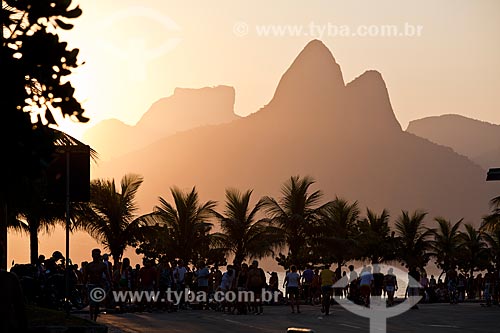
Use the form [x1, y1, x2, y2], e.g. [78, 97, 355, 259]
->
[87, 302, 500, 333]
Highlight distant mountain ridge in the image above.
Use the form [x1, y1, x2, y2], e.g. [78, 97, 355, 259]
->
[84, 85, 239, 160]
[407, 114, 500, 169]
[92, 40, 495, 228]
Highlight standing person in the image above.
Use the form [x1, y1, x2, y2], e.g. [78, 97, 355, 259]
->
[408, 267, 421, 309]
[101, 254, 113, 309]
[494, 268, 500, 306]
[173, 259, 188, 309]
[284, 265, 301, 314]
[384, 268, 398, 306]
[302, 265, 314, 304]
[236, 263, 249, 314]
[102, 254, 113, 278]
[44, 250, 65, 276]
[36, 255, 46, 279]
[156, 257, 173, 312]
[218, 266, 234, 313]
[213, 266, 223, 294]
[132, 264, 141, 291]
[268, 271, 278, 293]
[475, 273, 483, 300]
[446, 266, 458, 305]
[112, 262, 122, 292]
[0, 270, 27, 332]
[311, 268, 321, 304]
[348, 265, 358, 301]
[420, 272, 429, 303]
[83, 249, 111, 321]
[466, 274, 474, 300]
[340, 271, 349, 298]
[319, 265, 334, 316]
[118, 258, 133, 312]
[372, 265, 384, 297]
[184, 265, 194, 295]
[457, 273, 466, 302]
[483, 270, 492, 307]
[246, 260, 266, 315]
[268, 272, 279, 305]
[139, 259, 157, 312]
[359, 266, 374, 307]
[228, 264, 237, 291]
[333, 268, 344, 299]
[195, 261, 210, 309]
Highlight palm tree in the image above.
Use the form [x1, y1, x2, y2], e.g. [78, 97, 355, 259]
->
[458, 224, 489, 277]
[317, 197, 360, 273]
[74, 173, 148, 265]
[483, 227, 500, 270]
[211, 188, 284, 266]
[143, 186, 216, 265]
[10, 131, 96, 265]
[394, 210, 432, 272]
[17, 183, 65, 264]
[481, 195, 500, 232]
[429, 217, 463, 277]
[357, 208, 396, 264]
[262, 175, 331, 269]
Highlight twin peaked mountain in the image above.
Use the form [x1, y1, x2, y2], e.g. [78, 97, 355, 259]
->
[88, 40, 496, 224]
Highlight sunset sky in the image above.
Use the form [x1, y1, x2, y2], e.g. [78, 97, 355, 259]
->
[8, 0, 500, 269]
[58, 0, 500, 140]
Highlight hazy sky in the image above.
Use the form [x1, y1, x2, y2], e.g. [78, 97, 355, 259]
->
[10, 0, 500, 268]
[58, 0, 500, 139]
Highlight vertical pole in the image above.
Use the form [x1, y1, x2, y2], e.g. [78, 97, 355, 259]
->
[65, 150, 71, 315]
[0, 202, 7, 270]
[0, 0, 8, 272]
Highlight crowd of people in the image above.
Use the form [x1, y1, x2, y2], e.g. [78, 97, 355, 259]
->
[9, 249, 500, 321]
[416, 266, 500, 306]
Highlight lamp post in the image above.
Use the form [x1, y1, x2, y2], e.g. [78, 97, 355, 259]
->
[64, 150, 71, 315]
[486, 168, 500, 181]
[0, 0, 8, 272]
[47, 144, 90, 316]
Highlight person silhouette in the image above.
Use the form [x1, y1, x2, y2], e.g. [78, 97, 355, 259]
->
[0, 269, 27, 332]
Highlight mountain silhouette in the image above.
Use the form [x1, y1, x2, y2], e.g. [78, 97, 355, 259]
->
[91, 40, 495, 227]
[84, 85, 239, 160]
[407, 114, 500, 169]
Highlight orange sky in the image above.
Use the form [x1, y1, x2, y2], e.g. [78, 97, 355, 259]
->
[8, 0, 500, 269]
[56, 0, 500, 139]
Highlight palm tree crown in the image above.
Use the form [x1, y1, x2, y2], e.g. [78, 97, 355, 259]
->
[316, 197, 360, 270]
[212, 188, 283, 266]
[394, 210, 432, 271]
[74, 173, 147, 264]
[429, 217, 463, 275]
[263, 175, 331, 269]
[357, 208, 396, 264]
[481, 195, 500, 232]
[458, 224, 489, 276]
[144, 186, 216, 264]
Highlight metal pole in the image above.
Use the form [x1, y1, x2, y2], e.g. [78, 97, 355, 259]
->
[0, 202, 6, 270]
[0, 0, 8, 271]
[65, 150, 71, 315]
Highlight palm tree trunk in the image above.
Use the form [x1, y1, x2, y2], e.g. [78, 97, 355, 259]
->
[111, 250, 122, 267]
[29, 218, 39, 265]
[234, 252, 245, 267]
[0, 201, 7, 270]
